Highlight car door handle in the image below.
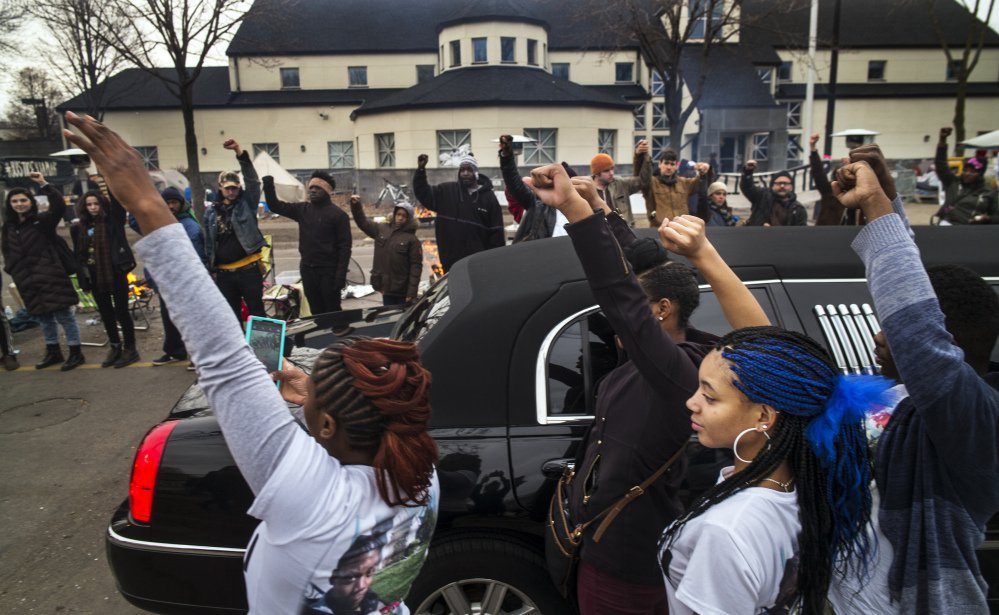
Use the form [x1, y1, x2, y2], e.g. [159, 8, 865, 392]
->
[542, 458, 574, 479]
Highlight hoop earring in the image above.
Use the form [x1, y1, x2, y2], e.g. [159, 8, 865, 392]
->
[733, 427, 770, 464]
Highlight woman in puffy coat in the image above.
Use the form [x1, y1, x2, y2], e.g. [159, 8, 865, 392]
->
[76, 189, 139, 367]
[1, 172, 85, 371]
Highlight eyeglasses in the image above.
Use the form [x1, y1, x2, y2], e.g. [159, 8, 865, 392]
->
[772, 181, 792, 186]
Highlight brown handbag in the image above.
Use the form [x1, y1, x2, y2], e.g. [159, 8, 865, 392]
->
[544, 443, 688, 598]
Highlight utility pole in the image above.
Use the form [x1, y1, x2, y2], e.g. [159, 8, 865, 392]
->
[822, 0, 842, 157]
[803, 0, 819, 144]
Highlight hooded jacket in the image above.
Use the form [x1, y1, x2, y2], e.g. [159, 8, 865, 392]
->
[412, 167, 504, 271]
[1, 184, 79, 315]
[740, 168, 807, 226]
[350, 201, 422, 298]
[203, 151, 265, 268]
[935, 145, 997, 224]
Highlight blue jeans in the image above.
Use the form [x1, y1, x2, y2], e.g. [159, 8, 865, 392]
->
[36, 307, 81, 346]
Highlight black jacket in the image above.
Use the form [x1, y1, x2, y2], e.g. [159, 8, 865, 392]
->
[263, 178, 352, 289]
[740, 169, 807, 226]
[413, 168, 504, 271]
[1, 184, 79, 315]
[499, 151, 557, 243]
[77, 194, 136, 283]
[350, 202, 422, 298]
[565, 210, 716, 585]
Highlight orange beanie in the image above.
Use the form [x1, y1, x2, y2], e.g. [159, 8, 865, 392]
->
[590, 153, 615, 175]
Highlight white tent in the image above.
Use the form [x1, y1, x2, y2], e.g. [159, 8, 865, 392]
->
[246, 150, 304, 202]
[959, 129, 999, 149]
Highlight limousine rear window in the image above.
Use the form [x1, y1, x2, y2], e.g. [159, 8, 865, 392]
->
[396, 278, 451, 343]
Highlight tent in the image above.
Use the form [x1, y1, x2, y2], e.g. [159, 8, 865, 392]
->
[246, 150, 304, 202]
[959, 129, 999, 149]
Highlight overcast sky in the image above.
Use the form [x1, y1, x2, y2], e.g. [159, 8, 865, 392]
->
[1, 0, 997, 122]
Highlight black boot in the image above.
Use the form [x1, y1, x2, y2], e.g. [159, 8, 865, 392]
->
[61, 345, 85, 371]
[114, 344, 140, 369]
[102, 343, 122, 368]
[35, 344, 64, 369]
[3, 353, 20, 371]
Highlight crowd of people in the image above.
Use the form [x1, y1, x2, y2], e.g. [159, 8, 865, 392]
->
[0, 110, 995, 615]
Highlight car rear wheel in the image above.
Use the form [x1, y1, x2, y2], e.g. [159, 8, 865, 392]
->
[409, 533, 572, 615]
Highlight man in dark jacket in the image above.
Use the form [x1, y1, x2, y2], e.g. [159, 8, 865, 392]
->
[934, 127, 997, 225]
[413, 153, 504, 271]
[741, 160, 807, 226]
[263, 171, 351, 314]
[349, 196, 422, 306]
[498, 134, 556, 243]
[203, 139, 267, 321]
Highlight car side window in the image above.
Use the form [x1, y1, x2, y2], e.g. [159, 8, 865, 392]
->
[687, 287, 779, 336]
[545, 312, 617, 417]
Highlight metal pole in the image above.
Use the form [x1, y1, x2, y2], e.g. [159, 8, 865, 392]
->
[803, 0, 819, 145]
[823, 0, 842, 157]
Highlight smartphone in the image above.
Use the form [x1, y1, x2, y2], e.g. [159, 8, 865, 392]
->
[246, 316, 286, 380]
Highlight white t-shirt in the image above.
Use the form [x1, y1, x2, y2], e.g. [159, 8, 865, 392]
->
[552, 210, 569, 237]
[244, 429, 439, 615]
[659, 467, 801, 615]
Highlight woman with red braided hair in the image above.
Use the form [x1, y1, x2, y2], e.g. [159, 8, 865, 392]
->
[61, 112, 439, 615]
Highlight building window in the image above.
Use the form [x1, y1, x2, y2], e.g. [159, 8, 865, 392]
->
[598, 129, 616, 157]
[327, 141, 354, 169]
[778, 61, 792, 82]
[527, 39, 538, 65]
[376, 133, 395, 168]
[280, 67, 300, 89]
[615, 62, 634, 83]
[348, 66, 367, 87]
[523, 128, 557, 164]
[417, 65, 435, 83]
[633, 104, 646, 130]
[787, 134, 803, 162]
[473, 37, 487, 63]
[652, 103, 668, 130]
[552, 63, 570, 80]
[440, 45, 444, 71]
[450, 40, 461, 67]
[690, 0, 724, 39]
[751, 133, 769, 161]
[867, 60, 886, 81]
[787, 102, 801, 128]
[253, 143, 279, 163]
[501, 37, 515, 63]
[651, 136, 668, 161]
[437, 129, 471, 161]
[135, 146, 159, 170]
[946, 59, 962, 81]
[757, 67, 773, 87]
[651, 71, 665, 96]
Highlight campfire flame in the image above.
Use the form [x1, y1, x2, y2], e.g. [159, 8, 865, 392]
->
[421, 240, 444, 277]
[126, 272, 152, 300]
[415, 205, 434, 219]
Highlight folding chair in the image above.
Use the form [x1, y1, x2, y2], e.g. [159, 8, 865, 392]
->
[126, 273, 155, 331]
[70, 274, 109, 348]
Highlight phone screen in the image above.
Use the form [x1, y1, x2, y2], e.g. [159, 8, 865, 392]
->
[246, 317, 285, 374]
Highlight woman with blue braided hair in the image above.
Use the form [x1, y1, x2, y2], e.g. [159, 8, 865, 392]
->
[657, 326, 891, 615]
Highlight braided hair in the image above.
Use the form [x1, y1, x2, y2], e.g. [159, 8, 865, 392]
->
[660, 326, 889, 614]
[311, 337, 438, 507]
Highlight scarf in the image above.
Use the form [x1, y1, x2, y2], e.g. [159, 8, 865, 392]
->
[84, 220, 116, 293]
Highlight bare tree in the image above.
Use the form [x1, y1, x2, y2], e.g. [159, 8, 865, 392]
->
[928, 0, 996, 154]
[27, 0, 133, 121]
[4, 67, 64, 139]
[0, 0, 24, 68]
[91, 0, 256, 216]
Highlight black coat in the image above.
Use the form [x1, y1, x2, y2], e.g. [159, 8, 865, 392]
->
[77, 194, 136, 282]
[740, 169, 807, 226]
[2, 184, 79, 315]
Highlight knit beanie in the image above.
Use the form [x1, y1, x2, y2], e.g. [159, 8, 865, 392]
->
[707, 182, 728, 196]
[770, 170, 792, 186]
[161, 186, 185, 203]
[459, 155, 479, 172]
[590, 153, 615, 175]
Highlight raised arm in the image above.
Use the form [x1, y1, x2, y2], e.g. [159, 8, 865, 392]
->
[107, 191, 128, 223]
[261, 176, 300, 220]
[934, 127, 956, 188]
[412, 154, 443, 213]
[809, 135, 833, 197]
[839, 161, 999, 508]
[31, 173, 66, 230]
[659, 216, 770, 329]
[740, 160, 763, 204]
[63, 112, 299, 495]
[498, 135, 538, 211]
[349, 195, 378, 238]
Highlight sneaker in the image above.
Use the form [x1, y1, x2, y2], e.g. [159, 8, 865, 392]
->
[152, 353, 186, 366]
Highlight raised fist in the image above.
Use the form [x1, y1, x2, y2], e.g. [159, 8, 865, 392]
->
[498, 135, 513, 157]
[635, 139, 649, 156]
[809, 133, 820, 150]
[349, 194, 362, 206]
[939, 127, 953, 141]
[222, 138, 239, 151]
[745, 160, 758, 172]
[28, 171, 45, 185]
[417, 154, 429, 169]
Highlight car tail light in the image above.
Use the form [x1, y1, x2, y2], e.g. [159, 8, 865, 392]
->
[129, 421, 178, 524]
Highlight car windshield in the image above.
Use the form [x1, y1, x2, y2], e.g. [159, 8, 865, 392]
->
[395, 277, 450, 344]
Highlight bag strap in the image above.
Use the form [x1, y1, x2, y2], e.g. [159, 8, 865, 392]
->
[565, 442, 688, 543]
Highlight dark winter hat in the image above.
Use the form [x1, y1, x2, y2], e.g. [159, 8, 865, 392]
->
[161, 186, 185, 203]
[770, 170, 792, 186]
[310, 170, 337, 192]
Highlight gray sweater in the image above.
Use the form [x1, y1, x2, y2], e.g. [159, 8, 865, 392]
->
[852, 201, 999, 613]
